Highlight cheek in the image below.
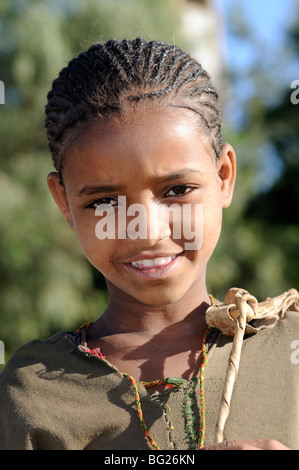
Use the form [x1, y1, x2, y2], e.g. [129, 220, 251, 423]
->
[203, 203, 222, 250]
[180, 191, 222, 253]
[78, 236, 116, 275]
[190, 188, 223, 258]
[71, 213, 114, 268]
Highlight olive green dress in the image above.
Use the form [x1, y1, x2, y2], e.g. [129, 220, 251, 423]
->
[0, 311, 298, 450]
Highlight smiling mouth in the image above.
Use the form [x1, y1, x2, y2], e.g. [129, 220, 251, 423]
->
[130, 254, 178, 269]
[122, 251, 185, 280]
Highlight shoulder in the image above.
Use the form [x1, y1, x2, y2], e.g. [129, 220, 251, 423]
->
[245, 309, 299, 352]
[0, 331, 129, 450]
[278, 308, 299, 330]
[0, 329, 114, 386]
[0, 328, 123, 397]
[0, 331, 73, 388]
[205, 310, 299, 448]
[213, 309, 299, 365]
[1, 331, 73, 370]
[0, 331, 74, 449]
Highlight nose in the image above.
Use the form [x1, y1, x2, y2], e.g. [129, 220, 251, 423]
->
[148, 202, 173, 243]
[126, 200, 172, 244]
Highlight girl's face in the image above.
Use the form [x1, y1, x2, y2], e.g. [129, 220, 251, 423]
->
[48, 107, 236, 306]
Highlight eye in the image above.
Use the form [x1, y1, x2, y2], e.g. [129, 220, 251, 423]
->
[165, 185, 194, 197]
[85, 197, 118, 210]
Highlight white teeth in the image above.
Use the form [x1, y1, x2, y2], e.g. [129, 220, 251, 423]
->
[154, 257, 168, 266]
[131, 255, 177, 268]
[143, 259, 154, 267]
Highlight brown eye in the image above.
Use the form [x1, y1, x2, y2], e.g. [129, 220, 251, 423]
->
[86, 197, 118, 209]
[165, 185, 192, 197]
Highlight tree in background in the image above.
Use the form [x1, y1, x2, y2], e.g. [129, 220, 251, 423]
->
[207, 1, 299, 299]
[0, 0, 181, 363]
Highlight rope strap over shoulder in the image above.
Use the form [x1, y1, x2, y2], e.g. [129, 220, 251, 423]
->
[205, 287, 299, 444]
[206, 287, 299, 337]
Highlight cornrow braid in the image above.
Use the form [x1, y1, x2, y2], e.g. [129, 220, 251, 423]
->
[45, 38, 223, 180]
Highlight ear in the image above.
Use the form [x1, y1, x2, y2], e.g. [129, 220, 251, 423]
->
[217, 144, 236, 208]
[47, 172, 75, 230]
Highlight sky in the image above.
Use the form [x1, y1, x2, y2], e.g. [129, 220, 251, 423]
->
[217, 0, 299, 114]
[221, 0, 296, 44]
[231, 0, 296, 41]
[219, 0, 299, 187]
[221, 0, 298, 84]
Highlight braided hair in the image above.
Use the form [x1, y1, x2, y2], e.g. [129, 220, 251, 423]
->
[45, 38, 223, 181]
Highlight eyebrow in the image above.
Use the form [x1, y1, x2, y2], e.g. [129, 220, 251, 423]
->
[78, 169, 202, 196]
[154, 168, 203, 183]
[78, 184, 125, 196]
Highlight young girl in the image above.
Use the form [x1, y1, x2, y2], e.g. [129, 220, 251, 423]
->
[0, 38, 298, 451]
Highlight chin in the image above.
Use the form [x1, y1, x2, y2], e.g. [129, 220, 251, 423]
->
[131, 284, 190, 307]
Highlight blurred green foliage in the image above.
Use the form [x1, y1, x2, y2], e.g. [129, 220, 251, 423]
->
[0, 0, 298, 368]
[0, 0, 181, 365]
[207, 2, 299, 300]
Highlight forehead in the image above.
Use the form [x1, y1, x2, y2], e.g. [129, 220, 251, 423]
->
[67, 104, 213, 153]
[63, 106, 216, 187]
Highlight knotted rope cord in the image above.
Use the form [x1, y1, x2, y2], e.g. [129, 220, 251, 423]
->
[214, 291, 247, 443]
[205, 287, 299, 444]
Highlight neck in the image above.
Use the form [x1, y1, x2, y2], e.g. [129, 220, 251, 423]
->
[87, 280, 212, 383]
[93, 279, 211, 339]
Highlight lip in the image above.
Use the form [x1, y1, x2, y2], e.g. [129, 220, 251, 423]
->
[123, 251, 185, 280]
[125, 251, 184, 263]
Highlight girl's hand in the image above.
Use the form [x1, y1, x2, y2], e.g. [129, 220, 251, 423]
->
[202, 439, 290, 450]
